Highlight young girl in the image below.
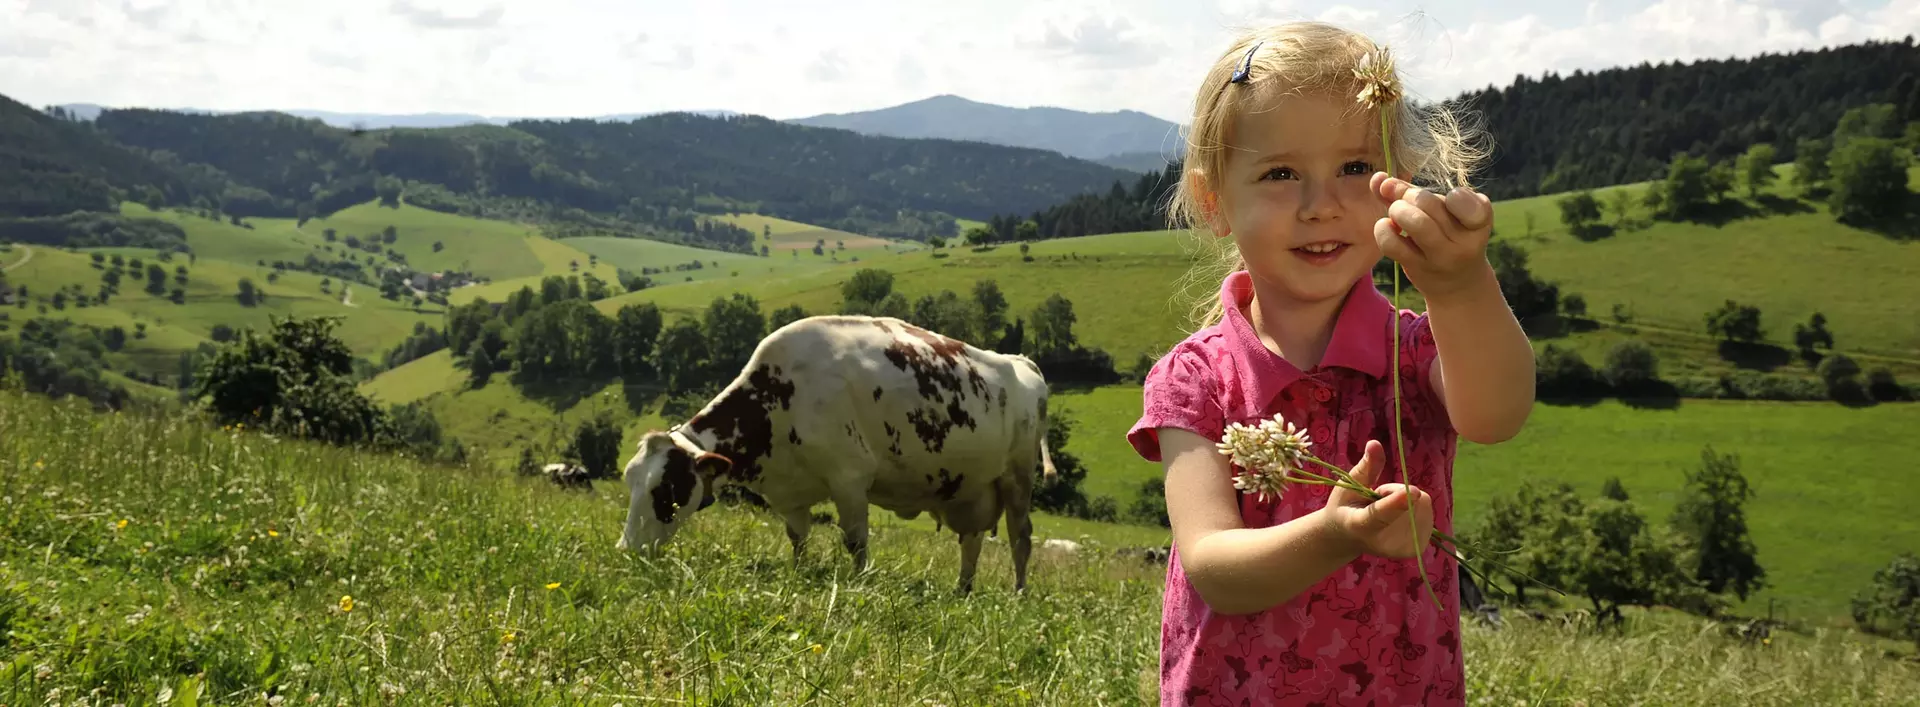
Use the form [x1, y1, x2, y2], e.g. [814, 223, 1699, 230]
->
[1126, 21, 1536, 705]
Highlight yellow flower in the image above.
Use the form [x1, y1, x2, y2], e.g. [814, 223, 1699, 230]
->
[808, 643, 824, 655]
[545, 582, 561, 590]
[501, 631, 516, 643]
[34, 460, 44, 470]
[339, 595, 354, 613]
[268, 529, 279, 538]
[116, 519, 129, 529]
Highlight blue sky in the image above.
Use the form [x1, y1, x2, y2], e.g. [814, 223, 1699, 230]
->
[4, 0, 1917, 122]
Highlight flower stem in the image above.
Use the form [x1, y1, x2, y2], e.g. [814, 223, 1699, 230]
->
[1380, 109, 1441, 613]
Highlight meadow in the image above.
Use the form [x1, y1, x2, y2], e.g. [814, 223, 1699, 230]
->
[6, 245, 437, 376]
[4, 389, 1917, 705]
[1055, 385, 1920, 621]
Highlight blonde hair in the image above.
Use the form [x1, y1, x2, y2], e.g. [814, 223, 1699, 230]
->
[1168, 21, 1490, 329]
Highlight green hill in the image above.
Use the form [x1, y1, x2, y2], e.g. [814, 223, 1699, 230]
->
[709, 212, 889, 250]
[363, 176, 1920, 624]
[5, 244, 436, 379]
[5, 389, 1917, 704]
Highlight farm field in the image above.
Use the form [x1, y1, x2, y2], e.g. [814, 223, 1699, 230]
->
[3, 389, 1915, 705]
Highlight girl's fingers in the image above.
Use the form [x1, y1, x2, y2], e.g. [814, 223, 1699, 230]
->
[1444, 187, 1491, 231]
[1375, 217, 1425, 263]
[1387, 200, 1446, 251]
[1403, 187, 1464, 236]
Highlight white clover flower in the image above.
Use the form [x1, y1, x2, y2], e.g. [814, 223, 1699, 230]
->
[1216, 414, 1315, 502]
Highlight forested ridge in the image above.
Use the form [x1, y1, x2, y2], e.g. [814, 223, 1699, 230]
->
[2, 96, 1141, 251]
[8, 37, 1920, 252]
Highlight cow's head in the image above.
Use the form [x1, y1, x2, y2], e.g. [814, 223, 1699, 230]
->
[618, 428, 732, 553]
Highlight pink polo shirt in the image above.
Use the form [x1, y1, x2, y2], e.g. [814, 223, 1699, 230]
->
[1127, 270, 1465, 706]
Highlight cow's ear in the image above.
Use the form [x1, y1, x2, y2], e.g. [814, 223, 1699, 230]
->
[693, 452, 732, 479]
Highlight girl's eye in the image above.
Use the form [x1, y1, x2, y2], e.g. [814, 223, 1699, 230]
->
[1260, 166, 1297, 181]
[1342, 160, 1374, 176]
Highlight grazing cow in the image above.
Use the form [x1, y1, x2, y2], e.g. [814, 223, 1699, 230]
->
[617, 315, 1056, 593]
[543, 463, 591, 490]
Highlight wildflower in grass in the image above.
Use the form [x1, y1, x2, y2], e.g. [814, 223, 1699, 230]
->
[501, 631, 516, 643]
[116, 518, 128, 529]
[268, 529, 279, 537]
[339, 595, 354, 612]
[809, 643, 824, 655]
[545, 582, 561, 590]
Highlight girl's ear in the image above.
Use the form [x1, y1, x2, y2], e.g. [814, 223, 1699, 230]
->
[1189, 169, 1231, 238]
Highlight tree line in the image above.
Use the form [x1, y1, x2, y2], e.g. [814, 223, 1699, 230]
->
[5, 92, 1135, 253]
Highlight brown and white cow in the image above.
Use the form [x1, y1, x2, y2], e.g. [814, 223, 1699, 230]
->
[617, 315, 1056, 593]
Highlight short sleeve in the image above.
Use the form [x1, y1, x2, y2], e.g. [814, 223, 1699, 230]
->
[1125, 349, 1225, 462]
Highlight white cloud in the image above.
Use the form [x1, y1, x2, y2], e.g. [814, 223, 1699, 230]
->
[0, 0, 1915, 123]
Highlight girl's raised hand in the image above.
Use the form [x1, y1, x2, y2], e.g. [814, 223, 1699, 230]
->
[1323, 440, 1433, 560]
[1369, 172, 1495, 298]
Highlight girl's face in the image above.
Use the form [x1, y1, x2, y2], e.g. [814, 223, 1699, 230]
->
[1206, 92, 1392, 308]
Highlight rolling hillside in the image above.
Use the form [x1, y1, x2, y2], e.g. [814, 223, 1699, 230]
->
[358, 172, 1920, 623]
[7, 244, 436, 376]
[6, 389, 1918, 704]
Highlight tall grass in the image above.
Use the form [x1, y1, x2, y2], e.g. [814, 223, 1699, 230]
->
[2, 390, 1914, 704]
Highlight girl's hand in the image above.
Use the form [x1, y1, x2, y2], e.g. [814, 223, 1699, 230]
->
[1323, 440, 1433, 560]
[1370, 172, 1496, 298]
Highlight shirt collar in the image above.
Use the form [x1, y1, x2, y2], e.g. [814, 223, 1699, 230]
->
[1218, 269, 1393, 409]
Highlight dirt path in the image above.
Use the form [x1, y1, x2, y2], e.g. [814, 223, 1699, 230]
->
[2, 245, 31, 273]
[341, 285, 358, 308]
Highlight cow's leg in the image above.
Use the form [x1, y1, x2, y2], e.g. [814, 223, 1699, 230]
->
[832, 495, 871, 574]
[776, 504, 813, 563]
[1000, 475, 1035, 593]
[957, 530, 985, 594]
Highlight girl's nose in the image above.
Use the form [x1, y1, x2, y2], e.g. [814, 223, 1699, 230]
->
[1298, 178, 1340, 222]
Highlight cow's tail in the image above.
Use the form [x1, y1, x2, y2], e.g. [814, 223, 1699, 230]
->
[1037, 406, 1058, 480]
[1040, 439, 1057, 479]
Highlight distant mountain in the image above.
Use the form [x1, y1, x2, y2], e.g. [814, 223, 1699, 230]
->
[50, 104, 739, 129]
[9, 95, 1140, 251]
[789, 95, 1185, 164]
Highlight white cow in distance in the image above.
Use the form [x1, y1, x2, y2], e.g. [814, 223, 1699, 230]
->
[617, 315, 1056, 593]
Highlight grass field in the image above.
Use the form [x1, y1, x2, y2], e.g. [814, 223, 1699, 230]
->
[445, 235, 628, 305]
[308, 202, 547, 281]
[593, 231, 1203, 363]
[559, 236, 793, 288]
[713, 212, 888, 250]
[3, 389, 1916, 704]
[5, 246, 438, 377]
[1056, 384, 1920, 621]
[119, 203, 321, 267]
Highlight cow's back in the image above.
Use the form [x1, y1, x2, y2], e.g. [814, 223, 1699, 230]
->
[747, 316, 1047, 514]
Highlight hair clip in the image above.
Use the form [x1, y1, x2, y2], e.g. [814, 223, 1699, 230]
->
[1228, 41, 1263, 85]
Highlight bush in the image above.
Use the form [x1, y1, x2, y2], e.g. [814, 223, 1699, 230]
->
[1704, 300, 1764, 344]
[1868, 367, 1911, 401]
[1851, 552, 1920, 651]
[1127, 478, 1170, 528]
[1537, 344, 1605, 399]
[568, 412, 625, 480]
[1816, 353, 1866, 402]
[1603, 340, 1659, 391]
